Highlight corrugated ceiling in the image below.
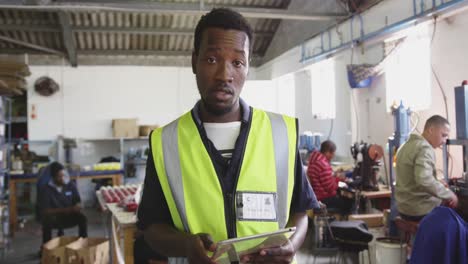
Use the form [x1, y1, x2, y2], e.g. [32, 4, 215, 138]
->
[0, 0, 350, 67]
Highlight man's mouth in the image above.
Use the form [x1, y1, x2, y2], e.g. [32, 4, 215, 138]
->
[211, 87, 233, 100]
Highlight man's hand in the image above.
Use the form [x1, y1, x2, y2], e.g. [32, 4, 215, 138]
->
[240, 240, 295, 264]
[185, 233, 217, 264]
[444, 192, 459, 209]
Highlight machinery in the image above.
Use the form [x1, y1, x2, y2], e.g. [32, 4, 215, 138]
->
[350, 142, 384, 191]
[444, 81, 468, 200]
[387, 102, 412, 235]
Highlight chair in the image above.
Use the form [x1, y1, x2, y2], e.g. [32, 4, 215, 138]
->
[394, 216, 419, 258]
[329, 220, 374, 264]
[311, 209, 339, 264]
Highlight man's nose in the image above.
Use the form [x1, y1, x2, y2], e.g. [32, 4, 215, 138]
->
[216, 63, 234, 83]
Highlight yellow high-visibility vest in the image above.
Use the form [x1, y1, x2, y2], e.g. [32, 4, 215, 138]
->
[151, 108, 297, 264]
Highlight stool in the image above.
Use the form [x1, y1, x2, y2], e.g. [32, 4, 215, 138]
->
[310, 209, 339, 263]
[394, 216, 419, 257]
[329, 220, 373, 264]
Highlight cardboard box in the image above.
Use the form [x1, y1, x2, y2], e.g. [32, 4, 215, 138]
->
[349, 213, 384, 227]
[112, 118, 138, 138]
[41, 236, 79, 264]
[139, 125, 159, 137]
[66, 237, 109, 264]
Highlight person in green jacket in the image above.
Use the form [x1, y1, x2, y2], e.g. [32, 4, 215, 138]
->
[395, 115, 458, 221]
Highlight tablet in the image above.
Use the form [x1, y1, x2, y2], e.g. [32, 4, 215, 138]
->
[211, 227, 296, 263]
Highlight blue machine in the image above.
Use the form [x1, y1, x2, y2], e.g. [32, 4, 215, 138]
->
[388, 101, 412, 236]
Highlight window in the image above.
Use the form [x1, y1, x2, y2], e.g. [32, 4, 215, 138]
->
[385, 24, 431, 111]
[309, 58, 336, 119]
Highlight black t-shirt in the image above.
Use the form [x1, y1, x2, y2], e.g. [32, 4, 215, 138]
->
[38, 181, 81, 210]
[137, 100, 319, 231]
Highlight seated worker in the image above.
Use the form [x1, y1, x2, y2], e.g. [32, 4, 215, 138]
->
[307, 140, 353, 214]
[395, 115, 458, 221]
[38, 162, 87, 245]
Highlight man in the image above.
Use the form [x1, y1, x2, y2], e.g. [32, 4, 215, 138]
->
[38, 162, 87, 245]
[137, 8, 318, 264]
[395, 115, 458, 221]
[307, 140, 352, 214]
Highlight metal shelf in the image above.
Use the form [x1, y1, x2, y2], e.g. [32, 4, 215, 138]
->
[10, 116, 27, 123]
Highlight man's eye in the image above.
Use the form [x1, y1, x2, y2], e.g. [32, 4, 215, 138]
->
[233, 60, 244, 67]
[207, 57, 216, 63]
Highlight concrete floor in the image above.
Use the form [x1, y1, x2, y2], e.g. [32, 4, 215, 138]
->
[0, 209, 375, 264]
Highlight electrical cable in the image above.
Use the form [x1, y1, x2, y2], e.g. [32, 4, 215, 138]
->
[448, 150, 454, 179]
[382, 149, 390, 186]
[336, 0, 351, 14]
[430, 16, 449, 120]
[351, 89, 359, 143]
[431, 65, 449, 120]
[410, 111, 421, 133]
[429, 16, 453, 180]
[349, 45, 360, 143]
[328, 119, 334, 139]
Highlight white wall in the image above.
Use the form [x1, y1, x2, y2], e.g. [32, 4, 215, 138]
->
[253, 0, 468, 174]
[350, 8, 468, 179]
[27, 66, 198, 140]
[27, 66, 294, 140]
[26, 0, 468, 177]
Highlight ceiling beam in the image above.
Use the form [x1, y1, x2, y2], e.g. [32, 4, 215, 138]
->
[0, 35, 63, 55]
[0, 24, 60, 32]
[0, 48, 264, 60]
[58, 11, 77, 66]
[0, 24, 274, 38]
[0, 1, 348, 21]
[79, 49, 193, 57]
[73, 26, 275, 38]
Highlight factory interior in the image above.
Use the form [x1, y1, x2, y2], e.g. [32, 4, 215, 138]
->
[0, 0, 467, 263]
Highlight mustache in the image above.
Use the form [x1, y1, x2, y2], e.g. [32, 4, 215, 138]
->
[212, 84, 234, 94]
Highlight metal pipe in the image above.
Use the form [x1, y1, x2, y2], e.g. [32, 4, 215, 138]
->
[0, 2, 347, 21]
[320, 32, 324, 52]
[301, 0, 468, 64]
[0, 35, 63, 55]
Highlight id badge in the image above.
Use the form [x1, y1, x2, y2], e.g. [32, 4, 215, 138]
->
[236, 192, 277, 221]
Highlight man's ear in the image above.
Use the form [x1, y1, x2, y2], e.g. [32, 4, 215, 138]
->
[191, 51, 197, 74]
[428, 126, 434, 135]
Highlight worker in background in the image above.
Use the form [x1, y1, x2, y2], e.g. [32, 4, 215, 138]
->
[307, 140, 353, 215]
[137, 8, 319, 264]
[395, 115, 458, 221]
[38, 162, 87, 246]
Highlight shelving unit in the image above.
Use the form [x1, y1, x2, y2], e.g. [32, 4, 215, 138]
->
[0, 97, 12, 255]
[57, 137, 149, 180]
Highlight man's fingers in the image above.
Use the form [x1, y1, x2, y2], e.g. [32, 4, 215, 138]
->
[244, 254, 293, 263]
[198, 233, 216, 252]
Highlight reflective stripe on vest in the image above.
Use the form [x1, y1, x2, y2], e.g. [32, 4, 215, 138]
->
[152, 108, 297, 263]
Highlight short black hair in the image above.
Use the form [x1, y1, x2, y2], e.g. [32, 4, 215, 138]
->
[193, 8, 253, 56]
[424, 115, 449, 131]
[320, 140, 336, 154]
[50, 161, 64, 179]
